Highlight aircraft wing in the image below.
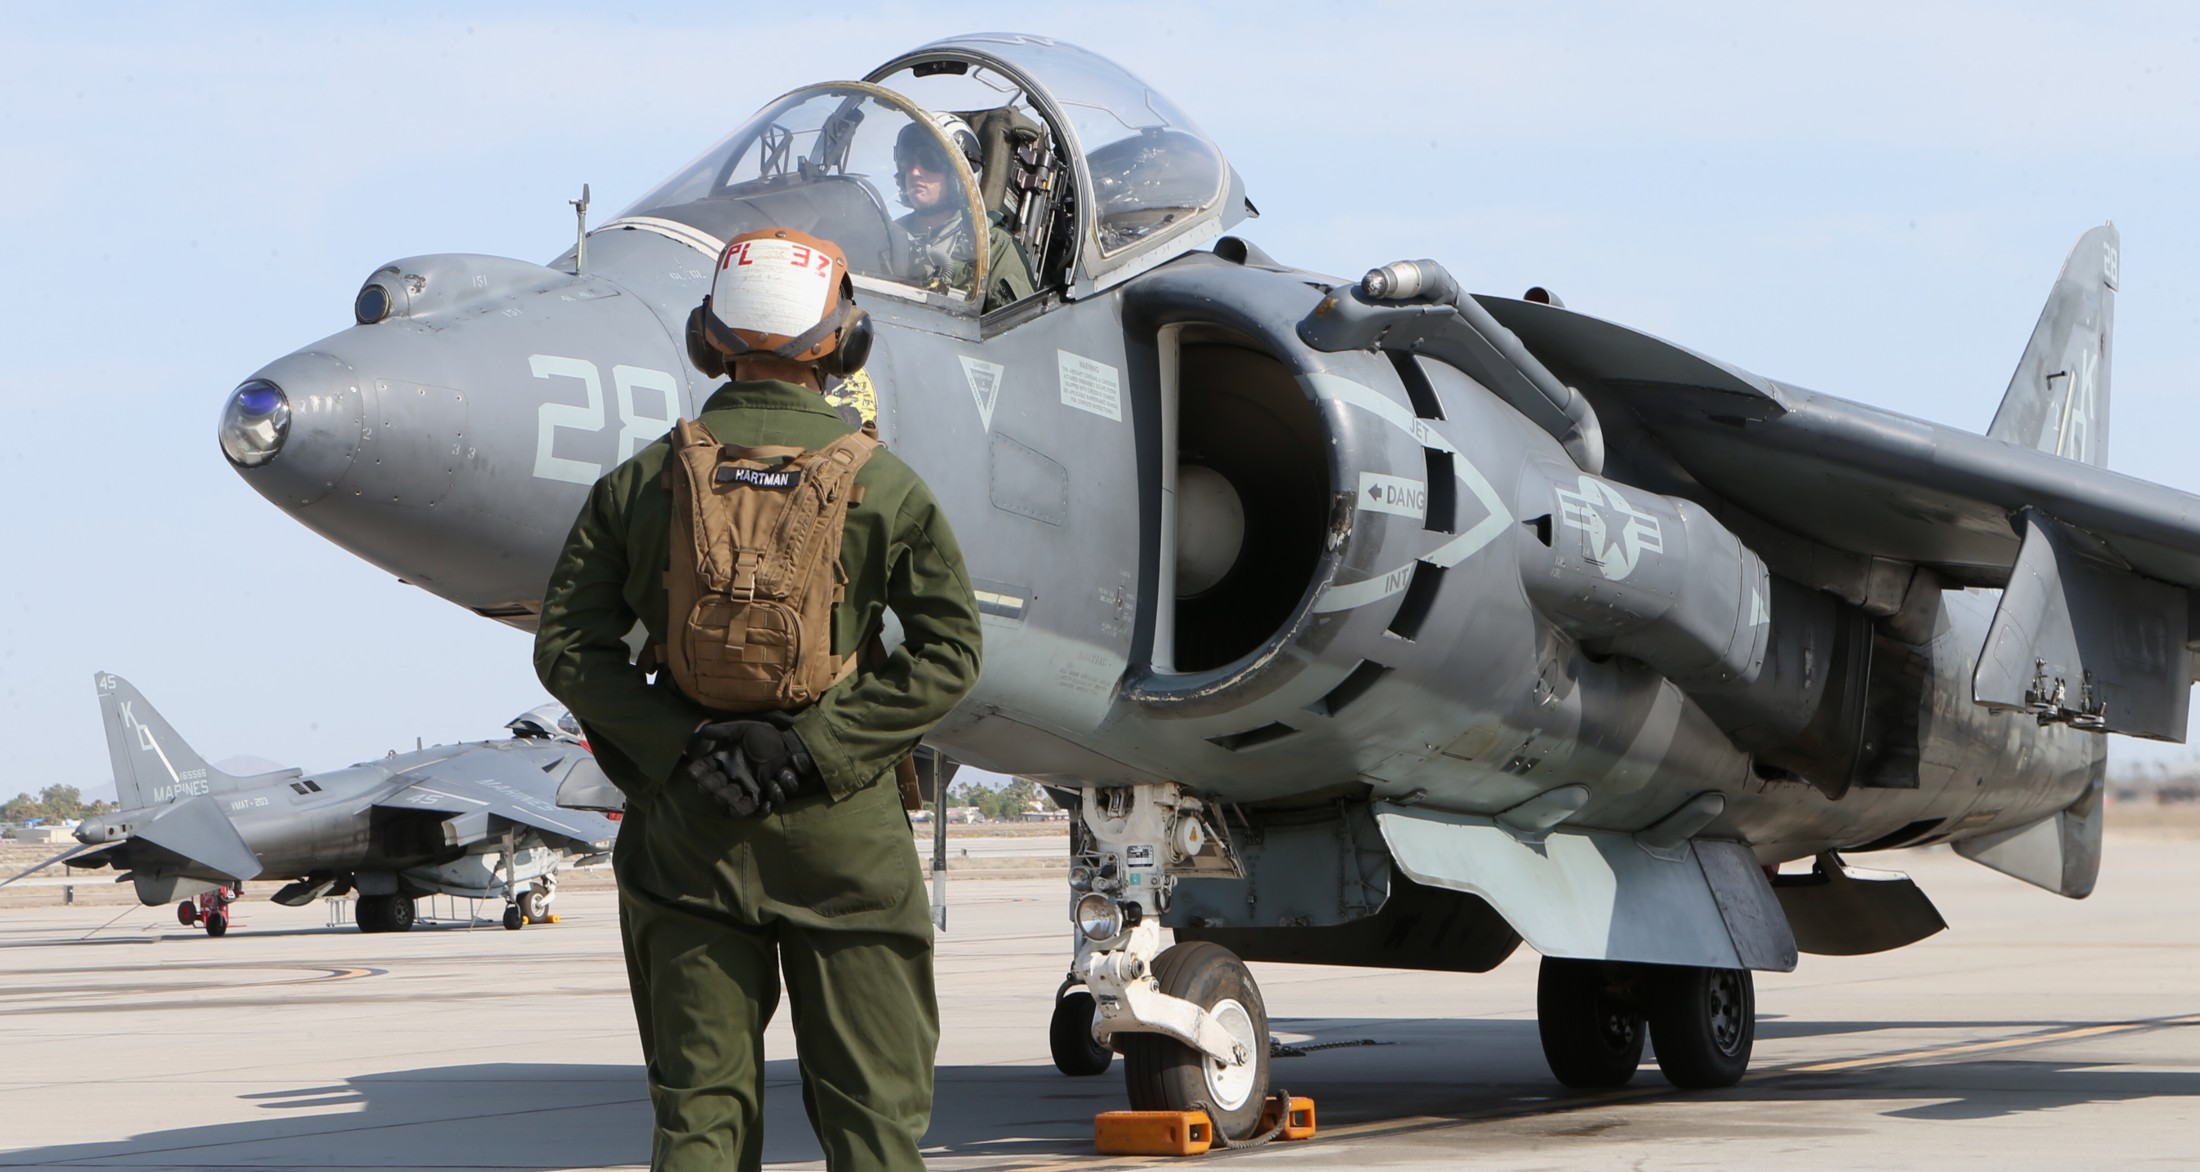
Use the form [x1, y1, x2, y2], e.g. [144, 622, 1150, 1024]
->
[1485, 294, 2200, 740]
[1483, 295, 2200, 591]
[374, 751, 619, 850]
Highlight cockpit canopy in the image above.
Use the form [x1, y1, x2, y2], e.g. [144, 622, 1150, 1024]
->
[610, 33, 1249, 312]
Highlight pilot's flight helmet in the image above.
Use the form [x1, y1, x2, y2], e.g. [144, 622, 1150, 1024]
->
[686, 228, 873, 378]
[895, 112, 983, 178]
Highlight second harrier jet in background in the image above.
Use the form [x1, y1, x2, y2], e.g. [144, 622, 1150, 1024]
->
[66, 673, 618, 934]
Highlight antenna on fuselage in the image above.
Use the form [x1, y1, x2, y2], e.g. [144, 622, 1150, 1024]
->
[571, 183, 591, 275]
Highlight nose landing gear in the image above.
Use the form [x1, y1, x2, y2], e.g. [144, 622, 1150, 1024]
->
[1049, 986, 1114, 1076]
[1121, 941, 1271, 1139]
[1055, 783, 1269, 1137]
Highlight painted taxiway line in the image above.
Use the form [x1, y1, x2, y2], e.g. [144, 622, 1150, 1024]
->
[1785, 1010, 2200, 1072]
[974, 1007, 2200, 1170]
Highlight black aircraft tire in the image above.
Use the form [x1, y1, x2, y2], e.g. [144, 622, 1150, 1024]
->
[1120, 942, 1269, 1140]
[356, 894, 390, 934]
[1049, 990, 1114, 1076]
[503, 905, 525, 931]
[204, 910, 228, 938]
[1536, 957, 1646, 1089]
[387, 896, 417, 932]
[520, 889, 549, 924]
[1648, 966, 1755, 1089]
[177, 901, 198, 927]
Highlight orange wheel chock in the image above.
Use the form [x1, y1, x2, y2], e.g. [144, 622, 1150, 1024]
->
[1257, 1094, 1317, 1140]
[1094, 1110, 1213, 1156]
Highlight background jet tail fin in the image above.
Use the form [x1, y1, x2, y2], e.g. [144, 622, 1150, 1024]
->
[1986, 224, 2118, 467]
[94, 672, 251, 808]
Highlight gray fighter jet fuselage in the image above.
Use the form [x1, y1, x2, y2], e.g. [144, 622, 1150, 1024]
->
[218, 32, 2193, 1128]
[67, 674, 618, 934]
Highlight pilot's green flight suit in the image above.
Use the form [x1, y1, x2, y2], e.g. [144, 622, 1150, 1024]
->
[900, 211, 1036, 312]
[535, 379, 983, 1172]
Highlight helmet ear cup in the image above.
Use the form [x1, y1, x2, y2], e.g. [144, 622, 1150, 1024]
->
[685, 299, 727, 379]
[822, 307, 873, 376]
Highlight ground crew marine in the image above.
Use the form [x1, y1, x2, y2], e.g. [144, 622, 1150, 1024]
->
[534, 228, 982, 1172]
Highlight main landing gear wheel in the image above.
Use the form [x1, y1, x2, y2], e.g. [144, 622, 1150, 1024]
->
[204, 910, 228, 938]
[1648, 965, 1754, 1089]
[1536, 957, 1646, 1088]
[1049, 989, 1114, 1076]
[176, 901, 198, 927]
[1121, 941, 1270, 1139]
[503, 905, 525, 931]
[518, 888, 550, 924]
[356, 894, 417, 934]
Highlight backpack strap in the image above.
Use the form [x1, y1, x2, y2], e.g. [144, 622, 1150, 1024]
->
[724, 443, 808, 462]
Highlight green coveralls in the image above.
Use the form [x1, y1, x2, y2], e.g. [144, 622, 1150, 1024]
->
[534, 379, 983, 1172]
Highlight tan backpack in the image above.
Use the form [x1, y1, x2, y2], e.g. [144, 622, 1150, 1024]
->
[660, 416, 881, 713]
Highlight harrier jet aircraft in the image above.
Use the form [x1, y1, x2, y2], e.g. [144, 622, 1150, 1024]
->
[61, 674, 618, 934]
[218, 31, 2192, 1137]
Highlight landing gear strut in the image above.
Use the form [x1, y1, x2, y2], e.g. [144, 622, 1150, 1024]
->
[1056, 783, 1264, 1136]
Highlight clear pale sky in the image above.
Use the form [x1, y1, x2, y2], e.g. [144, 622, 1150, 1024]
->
[5, 3, 2198, 800]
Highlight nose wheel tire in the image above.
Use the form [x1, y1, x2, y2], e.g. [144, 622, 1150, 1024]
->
[204, 910, 228, 938]
[1120, 941, 1270, 1140]
[1536, 957, 1646, 1088]
[503, 905, 526, 931]
[1648, 965, 1754, 1089]
[518, 888, 550, 924]
[1049, 990, 1114, 1076]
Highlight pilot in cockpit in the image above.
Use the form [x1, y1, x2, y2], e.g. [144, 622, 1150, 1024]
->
[893, 113, 1035, 311]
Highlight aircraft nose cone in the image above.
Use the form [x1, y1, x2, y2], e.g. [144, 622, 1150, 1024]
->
[221, 350, 364, 508]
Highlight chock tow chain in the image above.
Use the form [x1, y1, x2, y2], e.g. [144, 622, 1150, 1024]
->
[1192, 1087, 1296, 1151]
[1271, 1037, 1387, 1058]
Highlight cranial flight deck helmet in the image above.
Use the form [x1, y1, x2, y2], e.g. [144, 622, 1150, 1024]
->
[894, 112, 983, 188]
[685, 228, 873, 379]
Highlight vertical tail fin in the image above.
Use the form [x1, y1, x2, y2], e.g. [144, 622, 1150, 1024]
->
[94, 673, 248, 809]
[1987, 224, 2118, 467]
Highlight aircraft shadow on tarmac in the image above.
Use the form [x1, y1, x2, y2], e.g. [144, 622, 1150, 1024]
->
[6, 1020, 2195, 1167]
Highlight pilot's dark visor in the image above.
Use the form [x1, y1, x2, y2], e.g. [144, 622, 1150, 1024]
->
[896, 137, 954, 175]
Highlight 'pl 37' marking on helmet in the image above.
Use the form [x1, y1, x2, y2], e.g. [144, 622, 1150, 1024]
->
[1555, 476, 1664, 581]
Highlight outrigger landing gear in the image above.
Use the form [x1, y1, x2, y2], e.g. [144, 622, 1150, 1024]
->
[1056, 784, 1267, 1136]
[1534, 957, 1754, 1090]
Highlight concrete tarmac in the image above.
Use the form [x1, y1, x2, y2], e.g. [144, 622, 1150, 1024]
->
[2, 829, 2197, 1170]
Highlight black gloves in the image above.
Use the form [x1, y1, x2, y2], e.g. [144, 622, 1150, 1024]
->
[679, 717, 819, 818]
